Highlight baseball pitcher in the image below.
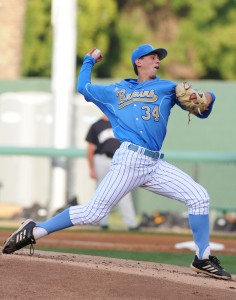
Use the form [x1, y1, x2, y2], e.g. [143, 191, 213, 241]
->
[2, 44, 231, 280]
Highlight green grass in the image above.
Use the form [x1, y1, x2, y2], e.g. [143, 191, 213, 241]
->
[37, 246, 236, 275]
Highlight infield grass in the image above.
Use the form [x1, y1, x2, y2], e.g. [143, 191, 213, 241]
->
[37, 246, 236, 275]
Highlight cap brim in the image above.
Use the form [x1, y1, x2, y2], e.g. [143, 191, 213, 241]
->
[150, 48, 168, 61]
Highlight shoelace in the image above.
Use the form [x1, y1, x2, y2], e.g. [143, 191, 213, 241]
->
[209, 255, 223, 269]
[29, 243, 35, 256]
[27, 235, 36, 256]
[21, 232, 35, 256]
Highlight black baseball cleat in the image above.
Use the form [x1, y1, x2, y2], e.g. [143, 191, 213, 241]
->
[2, 219, 36, 255]
[191, 255, 232, 280]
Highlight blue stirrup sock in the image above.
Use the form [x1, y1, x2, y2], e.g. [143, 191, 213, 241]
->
[36, 208, 73, 234]
[188, 214, 210, 260]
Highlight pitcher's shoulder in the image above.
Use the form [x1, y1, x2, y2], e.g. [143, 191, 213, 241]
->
[157, 79, 177, 93]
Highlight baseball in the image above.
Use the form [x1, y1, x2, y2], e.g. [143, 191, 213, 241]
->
[94, 49, 101, 55]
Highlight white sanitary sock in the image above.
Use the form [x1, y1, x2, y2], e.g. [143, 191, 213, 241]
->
[33, 227, 48, 240]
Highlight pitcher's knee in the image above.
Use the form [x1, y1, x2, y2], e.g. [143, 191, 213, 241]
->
[188, 196, 210, 215]
[185, 183, 210, 214]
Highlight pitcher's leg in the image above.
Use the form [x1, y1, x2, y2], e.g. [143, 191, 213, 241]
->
[2, 145, 145, 254]
[69, 155, 140, 226]
[33, 190, 121, 239]
[144, 159, 210, 259]
[188, 214, 210, 259]
[35, 208, 73, 237]
[32, 164, 127, 239]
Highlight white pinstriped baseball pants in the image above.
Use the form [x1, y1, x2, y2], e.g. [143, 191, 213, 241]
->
[94, 154, 138, 228]
[69, 142, 209, 225]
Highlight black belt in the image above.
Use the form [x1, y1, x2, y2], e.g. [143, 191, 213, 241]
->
[128, 144, 164, 159]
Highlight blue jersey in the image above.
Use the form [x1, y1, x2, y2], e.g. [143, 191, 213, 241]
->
[78, 56, 215, 151]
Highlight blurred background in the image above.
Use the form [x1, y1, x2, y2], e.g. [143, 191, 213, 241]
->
[0, 0, 236, 232]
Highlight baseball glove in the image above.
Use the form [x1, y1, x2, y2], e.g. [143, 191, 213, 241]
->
[175, 82, 208, 117]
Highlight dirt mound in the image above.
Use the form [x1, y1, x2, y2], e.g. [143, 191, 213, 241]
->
[1, 249, 236, 300]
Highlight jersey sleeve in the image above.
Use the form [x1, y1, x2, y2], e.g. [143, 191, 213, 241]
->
[77, 55, 115, 116]
[77, 56, 106, 102]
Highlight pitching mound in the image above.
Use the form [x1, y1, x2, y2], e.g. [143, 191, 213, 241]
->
[1, 249, 236, 300]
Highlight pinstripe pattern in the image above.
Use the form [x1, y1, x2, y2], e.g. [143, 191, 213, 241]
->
[94, 154, 137, 228]
[70, 142, 209, 225]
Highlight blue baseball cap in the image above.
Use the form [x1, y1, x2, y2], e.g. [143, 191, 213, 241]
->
[131, 44, 168, 66]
